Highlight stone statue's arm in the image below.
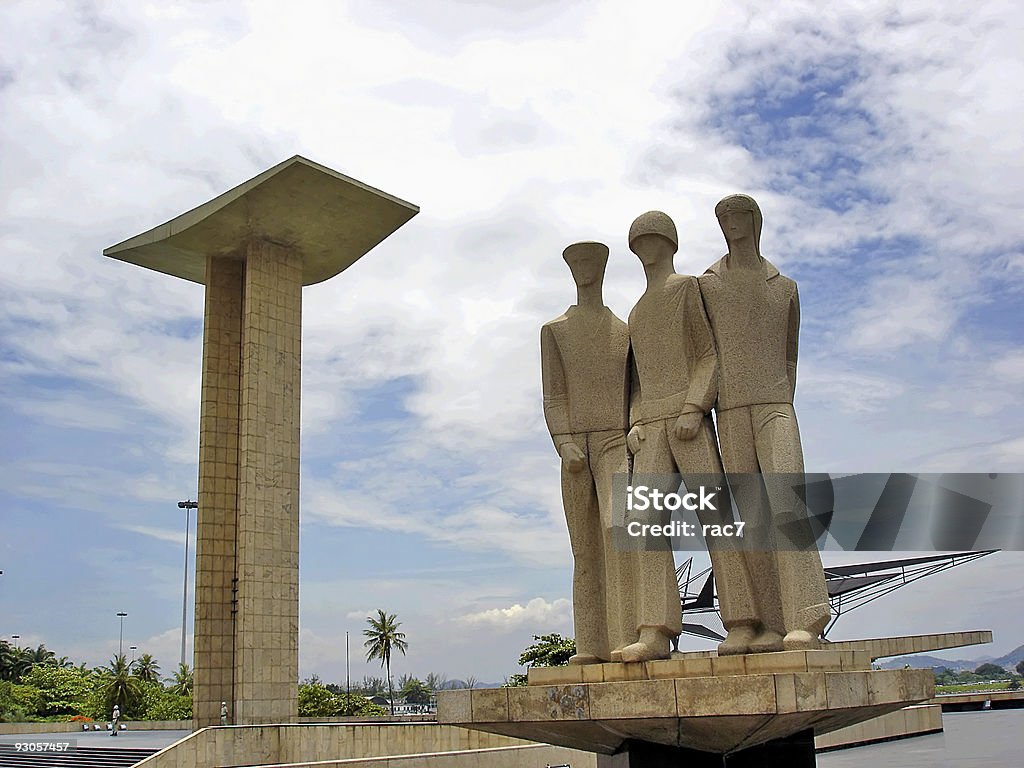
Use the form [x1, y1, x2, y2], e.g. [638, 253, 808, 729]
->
[787, 285, 800, 397]
[683, 277, 719, 415]
[540, 325, 573, 452]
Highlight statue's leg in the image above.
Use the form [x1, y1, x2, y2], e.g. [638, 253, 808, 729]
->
[671, 415, 759, 655]
[619, 420, 679, 662]
[591, 429, 635, 660]
[752, 405, 830, 649]
[562, 432, 610, 663]
[717, 406, 785, 651]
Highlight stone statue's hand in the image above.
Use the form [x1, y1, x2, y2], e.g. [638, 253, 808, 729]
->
[559, 442, 586, 473]
[674, 411, 702, 441]
[626, 426, 643, 455]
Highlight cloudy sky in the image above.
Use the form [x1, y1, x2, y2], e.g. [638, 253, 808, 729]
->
[1, 0, 1022, 686]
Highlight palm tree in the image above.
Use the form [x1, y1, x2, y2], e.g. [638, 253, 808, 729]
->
[98, 654, 144, 715]
[424, 672, 448, 692]
[132, 654, 161, 684]
[167, 663, 193, 697]
[7, 646, 34, 682]
[24, 644, 56, 667]
[0, 641, 15, 682]
[360, 676, 386, 695]
[363, 610, 408, 715]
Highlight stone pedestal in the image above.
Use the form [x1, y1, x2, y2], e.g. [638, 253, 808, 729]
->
[105, 156, 418, 727]
[437, 649, 933, 764]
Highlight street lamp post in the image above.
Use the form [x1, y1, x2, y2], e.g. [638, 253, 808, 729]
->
[177, 500, 198, 669]
[116, 612, 127, 657]
[130, 645, 138, 664]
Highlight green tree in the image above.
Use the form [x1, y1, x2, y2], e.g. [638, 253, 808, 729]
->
[132, 654, 161, 685]
[19, 665, 94, 718]
[1016, 660, 1024, 677]
[974, 663, 1007, 679]
[23, 644, 56, 668]
[0, 680, 45, 721]
[2, 646, 34, 682]
[335, 691, 387, 717]
[0, 642, 16, 682]
[363, 610, 408, 715]
[97, 654, 144, 718]
[145, 691, 192, 721]
[424, 672, 448, 692]
[399, 677, 431, 706]
[359, 676, 386, 695]
[298, 682, 338, 717]
[167, 663, 193, 697]
[504, 634, 576, 687]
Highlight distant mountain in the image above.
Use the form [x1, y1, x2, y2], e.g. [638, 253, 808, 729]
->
[443, 679, 505, 690]
[879, 643, 1024, 672]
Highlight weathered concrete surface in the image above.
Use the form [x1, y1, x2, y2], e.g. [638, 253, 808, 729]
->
[826, 630, 992, 660]
[440, 661, 933, 755]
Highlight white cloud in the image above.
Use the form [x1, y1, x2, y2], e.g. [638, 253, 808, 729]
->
[2, 0, 1023, 682]
[119, 525, 186, 546]
[457, 597, 572, 630]
[991, 350, 1024, 383]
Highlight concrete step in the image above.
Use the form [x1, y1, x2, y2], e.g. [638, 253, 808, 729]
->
[0, 745, 157, 768]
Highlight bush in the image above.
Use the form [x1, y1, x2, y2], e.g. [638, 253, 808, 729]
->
[145, 692, 192, 721]
[17, 667, 93, 718]
[298, 684, 388, 718]
[0, 680, 45, 722]
[336, 692, 386, 717]
[298, 683, 338, 717]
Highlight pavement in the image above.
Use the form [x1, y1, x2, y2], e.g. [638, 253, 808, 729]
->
[0, 729, 189, 751]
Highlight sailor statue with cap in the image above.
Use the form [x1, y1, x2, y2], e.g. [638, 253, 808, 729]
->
[540, 241, 636, 664]
[624, 211, 759, 661]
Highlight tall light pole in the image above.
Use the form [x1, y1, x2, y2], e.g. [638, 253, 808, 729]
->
[116, 612, 127, 657]
[177, 500, 198, 668]
[130, 645, 138, 664]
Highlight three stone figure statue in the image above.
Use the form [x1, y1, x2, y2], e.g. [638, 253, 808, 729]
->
[541, 194, 830, 664]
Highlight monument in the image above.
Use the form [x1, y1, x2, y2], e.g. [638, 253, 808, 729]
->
[625, 210, 759, 661]
[105, 155, 418, 727]
[698, 193, 830, 652]
[541, 241, 641, 665]
[439, 194, 933, 766]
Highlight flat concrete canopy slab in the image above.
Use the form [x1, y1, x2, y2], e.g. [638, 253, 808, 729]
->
[439, 667, 934, 755]
[104, 155, 418, 286]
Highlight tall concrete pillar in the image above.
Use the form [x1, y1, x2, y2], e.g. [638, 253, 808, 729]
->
[105, 156, 418, 727]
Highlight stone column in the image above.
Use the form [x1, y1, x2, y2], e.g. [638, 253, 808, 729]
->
[234, 240, 302, 724]
[103, 155, 418, 731]
[194, 256, 243, 727]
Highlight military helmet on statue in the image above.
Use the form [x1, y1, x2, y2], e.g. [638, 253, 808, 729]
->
[628, 210, 678, 254]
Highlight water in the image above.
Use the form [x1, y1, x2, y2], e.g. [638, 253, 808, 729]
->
[819, 710, 1024, 767]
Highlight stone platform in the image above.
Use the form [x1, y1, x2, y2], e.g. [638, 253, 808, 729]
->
[437, 650, 933, 757]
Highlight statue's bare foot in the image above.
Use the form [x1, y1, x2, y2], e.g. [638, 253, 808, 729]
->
[782, 630, 818, 651]
[569, 653, 602, 665]
[619, 628, 671, 662]
[717, 625, 758, 656]
[610, 649, 624, 662]
[748, 628, 784, 653]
